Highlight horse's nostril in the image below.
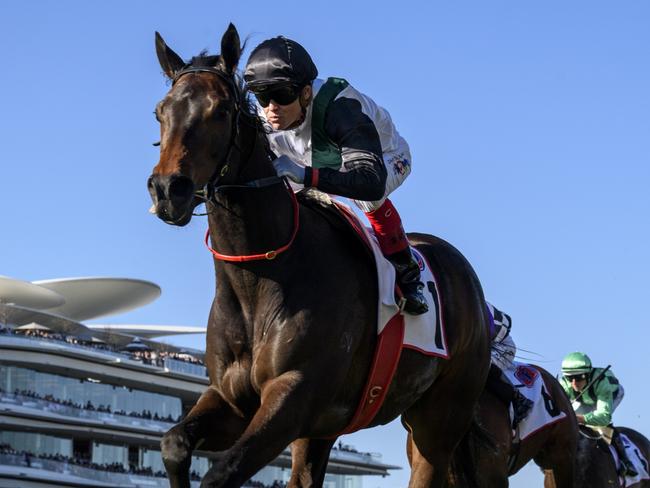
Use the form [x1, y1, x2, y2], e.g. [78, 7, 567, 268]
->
[168, 175, 195, 202]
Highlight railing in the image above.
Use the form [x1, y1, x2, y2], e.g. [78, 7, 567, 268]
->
[0, 452, 196, 487]
[0, 453, 271, 487]
[0, 333, 207, 379]
[0, 392, 176, 433]
[163, 358, 207, 378]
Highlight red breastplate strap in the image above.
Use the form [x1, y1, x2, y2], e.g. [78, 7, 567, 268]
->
[204, 182, 300, 262]
[335, 313, 405, 436]
[327, 202, 406, 435]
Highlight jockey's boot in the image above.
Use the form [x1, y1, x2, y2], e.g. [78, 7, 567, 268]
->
[511, 389, 534, 427]
[386, 248, 429, 315]
[487, 364, 533, 427]
[365, 199, 428, 315]
[612, 428, 639, 477]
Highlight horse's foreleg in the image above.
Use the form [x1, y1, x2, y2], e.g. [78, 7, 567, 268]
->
[288, 438, 336, 488]
[200, 372, 309, 488]
[162, 387, 248, 488]
[403, 369, 485, 488]
[543, 470, 557, 488]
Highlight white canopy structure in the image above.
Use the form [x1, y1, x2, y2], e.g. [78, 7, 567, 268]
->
[0, 274, 206, 358]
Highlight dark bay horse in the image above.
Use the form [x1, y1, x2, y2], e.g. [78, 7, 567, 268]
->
[147, 23, 491, 488]
[419, 365, 576, 487]
[570, 426, 650, 488]
[476, 366, 576, 488]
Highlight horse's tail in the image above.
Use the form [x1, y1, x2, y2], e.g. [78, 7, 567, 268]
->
[449, 416, 496, 487]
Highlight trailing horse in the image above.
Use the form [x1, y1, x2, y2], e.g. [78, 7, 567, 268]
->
[147, 23, 491, 488]
[571, 425, 650, 488]
[442, 365, 576, 487]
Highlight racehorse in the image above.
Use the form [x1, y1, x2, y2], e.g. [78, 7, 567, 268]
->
[476, 365, 577, 488]
[570, 425, 650, 488]
[147, 23, 491, 488]
[423, 365, 576, 487]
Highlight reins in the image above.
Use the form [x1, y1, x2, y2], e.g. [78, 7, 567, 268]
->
[171, 66, 301, 262]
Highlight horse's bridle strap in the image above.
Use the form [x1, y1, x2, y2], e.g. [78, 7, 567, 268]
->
[204, 178, 300, 262]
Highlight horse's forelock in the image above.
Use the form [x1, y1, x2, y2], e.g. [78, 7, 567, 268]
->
[189, 51, 221, 68]
[182, 51, 260, 123]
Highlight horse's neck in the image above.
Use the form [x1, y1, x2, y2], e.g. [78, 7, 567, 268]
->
[206, 131, 294, 281]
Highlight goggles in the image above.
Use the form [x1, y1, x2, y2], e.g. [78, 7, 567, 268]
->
[252, 84, 301, 107]
[565, 373, 588, 382]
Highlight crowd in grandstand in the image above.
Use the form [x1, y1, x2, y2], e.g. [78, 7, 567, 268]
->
[0, 443, 201, 480]
[0, 444, 291, 485]
[0, 326, 205, 370]
[1, 388, 181, 423]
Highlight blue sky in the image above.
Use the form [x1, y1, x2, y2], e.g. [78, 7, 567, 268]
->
[1, 1, 649, 486]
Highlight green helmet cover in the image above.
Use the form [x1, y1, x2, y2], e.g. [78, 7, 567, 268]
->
[561, 351, 592, 375]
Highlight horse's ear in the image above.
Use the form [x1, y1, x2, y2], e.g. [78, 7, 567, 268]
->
[219, 23, 241, 74]
[155, 32, 185, 79]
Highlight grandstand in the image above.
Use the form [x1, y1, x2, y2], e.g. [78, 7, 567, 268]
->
[0, 276, 399, 487]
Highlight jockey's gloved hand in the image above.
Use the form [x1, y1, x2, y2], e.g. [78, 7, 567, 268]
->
[272, 155, 305, 184]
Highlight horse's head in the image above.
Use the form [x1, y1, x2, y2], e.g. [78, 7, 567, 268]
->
[148, 24, 242, 226]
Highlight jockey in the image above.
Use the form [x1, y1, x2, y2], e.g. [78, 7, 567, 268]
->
[243, 36, 428, 315]
[560, 352, 638, 477]
[485, 303, 533, 428]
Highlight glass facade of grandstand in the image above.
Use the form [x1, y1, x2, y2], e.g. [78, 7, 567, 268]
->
[1, 365, 182, 424]
[0, 326, 392, 487]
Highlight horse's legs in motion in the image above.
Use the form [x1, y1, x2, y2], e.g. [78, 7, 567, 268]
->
[403, 372, 482, 488]
[161, 387, 249, 488]
[288, 438, 337, 488]
[543, 470, 557, 488]
[200, 372, 311, 488]
[534, 434, 576, 488]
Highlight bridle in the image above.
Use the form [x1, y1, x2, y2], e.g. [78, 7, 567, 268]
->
[171, 66, 245, 195]
[168, 66, 300, 262]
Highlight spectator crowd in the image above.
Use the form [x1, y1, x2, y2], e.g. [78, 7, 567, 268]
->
[1, 387, 181, 424]
[0, 326, 205, 371]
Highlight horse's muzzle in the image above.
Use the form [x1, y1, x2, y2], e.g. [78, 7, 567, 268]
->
[147, 173, 196, 226]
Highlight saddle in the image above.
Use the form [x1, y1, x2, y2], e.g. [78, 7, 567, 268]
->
[297, 189, 449, 434]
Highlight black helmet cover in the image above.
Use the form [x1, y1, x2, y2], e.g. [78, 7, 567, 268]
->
[244, 36, 318, 89]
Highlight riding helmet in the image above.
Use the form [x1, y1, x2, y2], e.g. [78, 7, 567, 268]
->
[561, 352, 593, 375]
[244, 37, 318, 89]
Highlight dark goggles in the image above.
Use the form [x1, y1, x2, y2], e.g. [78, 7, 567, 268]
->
[565, 373, 588, 382]
[252, 84, 301, 107]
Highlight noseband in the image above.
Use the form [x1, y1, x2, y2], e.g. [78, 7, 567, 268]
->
[170, 66, 300, 262]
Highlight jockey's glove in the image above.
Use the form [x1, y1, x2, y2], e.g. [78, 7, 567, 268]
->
[272, 155, 305, 184]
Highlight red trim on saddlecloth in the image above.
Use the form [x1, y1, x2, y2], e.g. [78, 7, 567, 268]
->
[311, 168, 319, 188]
[335, 312, 405, 436]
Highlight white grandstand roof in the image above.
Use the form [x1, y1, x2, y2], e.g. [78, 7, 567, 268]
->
[0, 275, 202, 344]
[0, 275, 65, 309]
[33, 277, 161, 321]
